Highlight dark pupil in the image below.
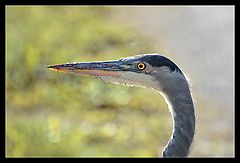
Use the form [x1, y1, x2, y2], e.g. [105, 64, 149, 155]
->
[139, 64, 143, 68]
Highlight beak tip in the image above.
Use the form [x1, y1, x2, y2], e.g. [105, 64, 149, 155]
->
[47, 65, 59, 69]
[47, 65, 59, 71]
[46, 66, 51, 69]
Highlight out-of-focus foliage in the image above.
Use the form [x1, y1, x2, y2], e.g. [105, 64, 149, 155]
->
[6, 6, 171, 157]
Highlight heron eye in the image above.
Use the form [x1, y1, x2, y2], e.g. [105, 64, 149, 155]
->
[137, 63, 146, 70]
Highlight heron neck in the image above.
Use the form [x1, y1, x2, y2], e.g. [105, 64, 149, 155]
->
[160, 82, 195, 157]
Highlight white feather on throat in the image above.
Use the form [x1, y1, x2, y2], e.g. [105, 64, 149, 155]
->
[96, 71, 159, 89]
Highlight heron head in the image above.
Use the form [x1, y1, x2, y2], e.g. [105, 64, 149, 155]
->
[47, 54, 185, 91]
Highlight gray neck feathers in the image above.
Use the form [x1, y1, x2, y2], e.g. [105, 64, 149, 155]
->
[154, 71, 195, 157]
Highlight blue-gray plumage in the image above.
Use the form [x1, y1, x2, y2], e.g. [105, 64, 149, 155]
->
[47, 53, 195, 157]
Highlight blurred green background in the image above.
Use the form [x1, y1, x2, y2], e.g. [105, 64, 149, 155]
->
[6, 6, 234, 157]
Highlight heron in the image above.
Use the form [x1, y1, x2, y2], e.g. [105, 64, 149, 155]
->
[47, 54, 195, 157]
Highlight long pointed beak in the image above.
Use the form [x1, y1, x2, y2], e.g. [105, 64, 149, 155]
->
[47, 60, 125, 77]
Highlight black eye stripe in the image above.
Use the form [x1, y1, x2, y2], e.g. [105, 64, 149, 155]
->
[138, 55, 183, 74]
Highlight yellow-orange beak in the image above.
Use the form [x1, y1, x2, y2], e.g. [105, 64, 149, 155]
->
[47, 60, 125, 77]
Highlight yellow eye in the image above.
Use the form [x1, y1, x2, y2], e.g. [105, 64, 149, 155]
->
[137, 63, 146, 70]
